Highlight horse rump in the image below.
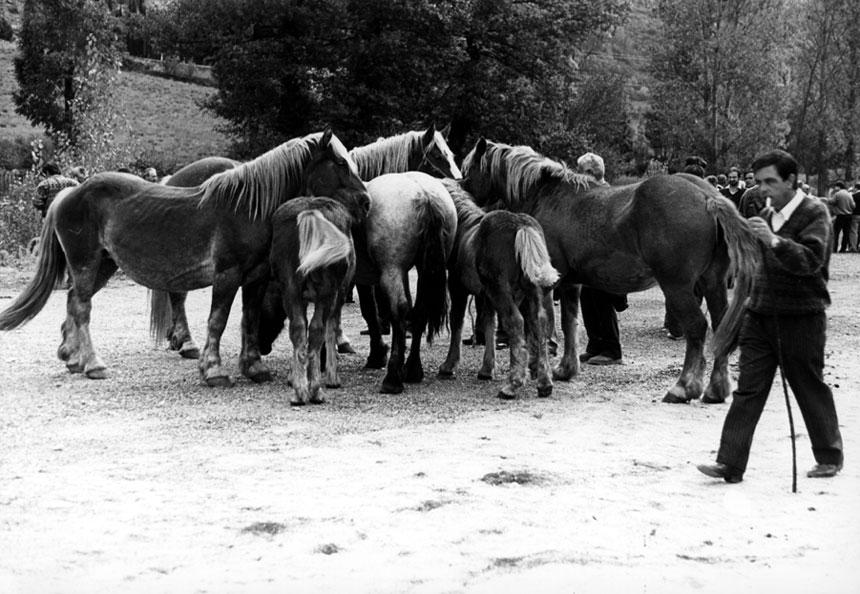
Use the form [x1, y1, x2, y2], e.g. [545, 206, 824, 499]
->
[411, 197, 450, 342]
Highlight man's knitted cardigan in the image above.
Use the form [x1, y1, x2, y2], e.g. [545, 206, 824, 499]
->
[748, 196, 832, 315]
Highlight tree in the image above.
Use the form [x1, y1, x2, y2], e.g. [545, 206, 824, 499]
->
[787, 0, 860, 190]
[646, 0, 792, 172]
[13, 0, 125, 149]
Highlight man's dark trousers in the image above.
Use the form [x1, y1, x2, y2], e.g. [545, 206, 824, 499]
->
[717, 311, 843, 473]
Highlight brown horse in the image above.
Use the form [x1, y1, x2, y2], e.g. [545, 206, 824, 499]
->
[460, 138, 760, 403]
[439, 179, 559, 399]
[0, 130, 370, 387]
[265, 195, 368, 405]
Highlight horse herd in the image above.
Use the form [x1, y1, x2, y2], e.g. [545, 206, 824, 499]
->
[0, 126, 761, 406]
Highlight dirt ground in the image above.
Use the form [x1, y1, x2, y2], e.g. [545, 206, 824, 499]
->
[1, 254, 858, 594]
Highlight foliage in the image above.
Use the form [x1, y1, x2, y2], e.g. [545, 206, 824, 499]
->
[0, 173, 41, 262]
[13, 0, 124, 148]
[146, 0, 629, 160]
[0, 15, 13, 41]
[787, 0, 860, 190]
[645, 0, 792, 173]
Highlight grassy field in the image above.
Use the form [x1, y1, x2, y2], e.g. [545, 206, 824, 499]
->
[0, 40, 231, 169]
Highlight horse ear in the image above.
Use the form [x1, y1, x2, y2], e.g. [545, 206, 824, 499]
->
[320, 128, 333, 149]
[440, 123, 451, 140]
[422, 123, 436, 146]
[475, 137, 487, 158]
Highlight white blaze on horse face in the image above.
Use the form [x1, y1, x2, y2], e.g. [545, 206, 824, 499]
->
[435, 131, 463, 179]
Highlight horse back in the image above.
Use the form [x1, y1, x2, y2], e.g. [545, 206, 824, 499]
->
[167, 157, 241, 188]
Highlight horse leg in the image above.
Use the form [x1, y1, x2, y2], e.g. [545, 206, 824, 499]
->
[199, 272, 241, 387]
[485, 284, 526, 400]
[287, 300, 311, 405]
[334, 293, 355, 354]
[306, 300, 328, 404]
[168, 291, 200, 359]
[239, 272, 273, 384]
[701, 267, 731, 404]
[661, 286, 709, 403]
[544, 291, 559, 356]
[324, 302, 342, 389]
[439, 282, 469, 378]
[524, 288, 553, 398]
[358, 283, 389, 369]
[553, 284, 581, 381]
[475, 295, 497, 380]
[63, 257, 118, 379]
[380, 271, 409, 394]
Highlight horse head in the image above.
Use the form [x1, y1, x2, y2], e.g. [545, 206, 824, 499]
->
[304, 129, 371, 226]
[460, 137, 497, 207]
[412, 123, 462, 179]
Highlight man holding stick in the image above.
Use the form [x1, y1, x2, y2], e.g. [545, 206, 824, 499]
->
[698, 149, 843, 484]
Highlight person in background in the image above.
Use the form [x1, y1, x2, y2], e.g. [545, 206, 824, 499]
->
[577, 152, 627, 365]
[828, 180, 854, 253]
[716, 173, 728, 190]
[68, 166, 89, 183]
[738, 171, 765, 218]
[143, 167, 159, 182]
[849, 182, 860, 253]
[720, 167, 744, 209]
[32, 163, 79, 219]
[698, 149, 843, 484]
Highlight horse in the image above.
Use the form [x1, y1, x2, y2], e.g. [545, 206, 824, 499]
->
[0, 129, 370, 387]
[347, 124, 462, 359]
[438, 179, 559, 399]
[264, 195, 367, 405]
[159, 124, 461, 361]
[150, 156, 241, 359]
[460, 138, 760, 404]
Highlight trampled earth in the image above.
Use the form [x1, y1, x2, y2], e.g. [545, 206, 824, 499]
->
[1, 255, 859, 593]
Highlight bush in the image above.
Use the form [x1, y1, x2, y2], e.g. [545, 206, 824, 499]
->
[0, 17, 13, 42]
[0, 174, 41, 262]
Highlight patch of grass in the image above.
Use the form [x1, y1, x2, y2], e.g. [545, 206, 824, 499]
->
[481, 470, 545, 486]
[241, 521, 286, 536]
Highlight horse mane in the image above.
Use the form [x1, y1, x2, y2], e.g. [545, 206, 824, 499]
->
[463, 141, 595, 207]
[198, 132, 347, 220]
[441, 178, 485, 234]
[349, 130, 426, 180]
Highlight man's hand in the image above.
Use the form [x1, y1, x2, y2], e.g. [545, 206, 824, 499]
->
[748, 216, 777, 245]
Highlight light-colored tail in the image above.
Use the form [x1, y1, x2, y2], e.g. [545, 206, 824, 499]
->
[515, 226, 560, 288]
[149, 290, 173, 344]
[0, 197, 68, 330]
[297, 210, 352, 275]
[708, 191, 761, 360]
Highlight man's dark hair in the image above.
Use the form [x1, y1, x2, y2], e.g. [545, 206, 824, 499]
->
[41, 163, 61, 176]
[832, 180, 846, 189]
[727, 166, 740, 176]
[750, 149, 798, 187]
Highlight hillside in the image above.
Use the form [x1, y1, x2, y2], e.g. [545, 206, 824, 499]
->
[0, 40, 231, 169]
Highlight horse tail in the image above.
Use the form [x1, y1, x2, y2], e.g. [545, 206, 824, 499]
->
[414, 197, 450, 342]
[515, 224, 560, 288]
[0, 201, 68, 330]
[296, 210, 352, 275]
[707, 192, 761, 360]
[149, 290, 173, 344]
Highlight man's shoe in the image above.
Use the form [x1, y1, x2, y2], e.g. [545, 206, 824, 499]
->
[807, 463, 842, 478]
[579, 351, 596, 362]
[587, 354, 622, 366]
[697, 462, 743, 483]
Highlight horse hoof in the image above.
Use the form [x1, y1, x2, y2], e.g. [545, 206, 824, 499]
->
[404, 368, 424, 384]
[477, 371, 493, 381]
[85, 367, 108, 380]
[204, 373, 235, 388]
[179, 342, 200, 360]
[537, 385, 553, 398]
[310, 394, 326, 405]
[497, 390, 516, 400]
[248, 370, 273, 384]
[380, 381, 403, 394]
[337, 342, 356, 354]
[325, 381, 341, 389]
[662, 392, 692, 404]
[290, 398, 307, 407]
[365, 356, 388, 369]
[66, 361, 84, 374]
[438, 368, 455, 379]
[701, 393, 726, 404]
[551, 366, 574, 381]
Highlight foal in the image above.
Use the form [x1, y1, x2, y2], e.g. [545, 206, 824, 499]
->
[266, 197, 361, 405]
[438, 180, 559, 399]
